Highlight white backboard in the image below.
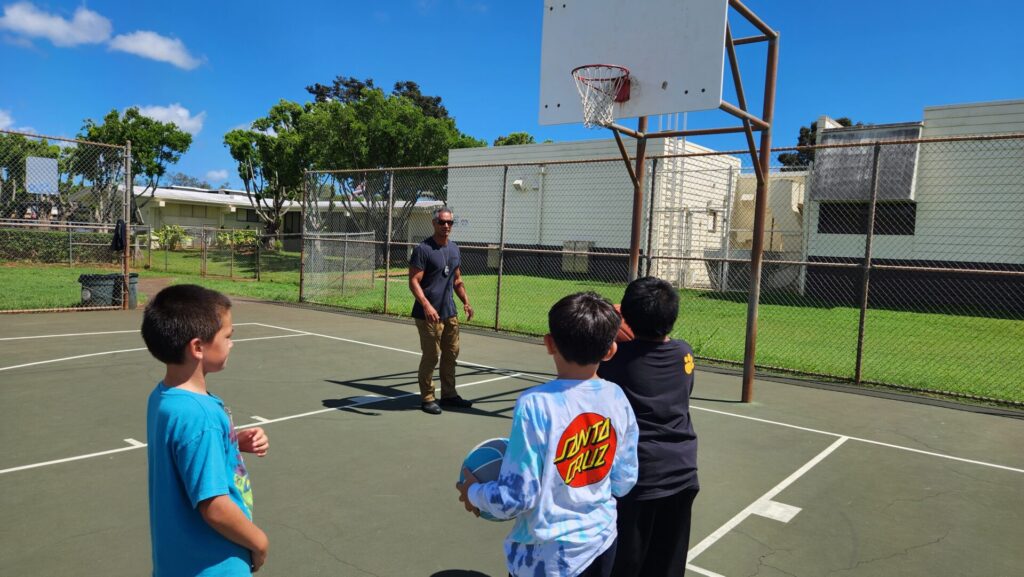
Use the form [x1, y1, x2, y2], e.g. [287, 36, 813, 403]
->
[539, 0, 729, 126]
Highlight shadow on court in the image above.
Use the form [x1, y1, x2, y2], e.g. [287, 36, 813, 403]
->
[320, 367, 536, 420]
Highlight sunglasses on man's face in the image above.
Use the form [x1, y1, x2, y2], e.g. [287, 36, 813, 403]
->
[435, 219, 454, 227]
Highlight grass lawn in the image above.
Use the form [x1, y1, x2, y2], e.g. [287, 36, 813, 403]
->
[2, 263, 1020, 405]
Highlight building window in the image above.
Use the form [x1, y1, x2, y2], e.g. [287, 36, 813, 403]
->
[707, 211, 718, 232]
[235, 208, 259, 222]
[817, 201, 916, 235]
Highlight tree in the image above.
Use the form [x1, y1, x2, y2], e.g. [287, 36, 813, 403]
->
[167, 172, 211, 189]
[306, 76, 450, 119]
[299, 88, 484, 246]
[493, 132, 536, 146]
[79, 108, 192, 223]
[777, 117, 862, 169]
[224, 100, 306, 240]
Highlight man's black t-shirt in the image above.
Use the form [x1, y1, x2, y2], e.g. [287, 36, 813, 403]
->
[410, 237, 461, 320]
[598, 338, 698, 500]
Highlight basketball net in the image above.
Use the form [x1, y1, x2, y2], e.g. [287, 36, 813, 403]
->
[572, 65, 630, 129]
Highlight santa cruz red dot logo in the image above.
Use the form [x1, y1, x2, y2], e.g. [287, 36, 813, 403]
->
[554, 413, 617, 487]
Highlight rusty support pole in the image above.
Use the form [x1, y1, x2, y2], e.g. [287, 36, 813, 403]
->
[628, 116, 649, 282]
[741, 33, 779, 403]
[612, 129, 639, 188]
[726, 25, 764, 184]
[855, 144, 883, 385]
[646, 126, 748, 139]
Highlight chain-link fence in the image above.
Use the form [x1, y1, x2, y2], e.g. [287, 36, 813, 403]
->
[132, 224, 301, 284]
[0, 129, 130, 312]
[305, 134, 1023, 408]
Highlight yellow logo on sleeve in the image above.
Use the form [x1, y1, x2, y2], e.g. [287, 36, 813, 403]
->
[684, 353, 694, 375]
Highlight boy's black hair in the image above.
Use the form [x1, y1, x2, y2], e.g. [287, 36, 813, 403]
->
[620, 276, 679, 340]
[141, 284, 232, 365]
[548, 292, 620, 365]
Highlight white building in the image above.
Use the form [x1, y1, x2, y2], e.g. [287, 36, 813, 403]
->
[447, 138, 740, 284]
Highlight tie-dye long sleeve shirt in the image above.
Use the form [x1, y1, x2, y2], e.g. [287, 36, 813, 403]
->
[468, 378, 639, 577]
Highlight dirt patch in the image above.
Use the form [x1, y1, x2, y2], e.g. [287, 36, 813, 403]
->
[136, 277, 173, 301]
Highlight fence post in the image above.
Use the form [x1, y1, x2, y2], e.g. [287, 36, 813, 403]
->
[68, 227, 73, 266]
[383, 172, 394, 314]
[721, 166, 735, 291]
[495, 166, 509, 330]
[299, 173, 307, 303]
[645, 158, 659, 277]
[123, 140, 132, 309]
[229, 231, 234, 278]
[341, 236, 349, 297]
[854, 143, 883, 385]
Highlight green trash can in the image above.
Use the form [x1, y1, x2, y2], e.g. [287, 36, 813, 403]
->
[78, 274, 118, 307]
[78, 273, 138, 309]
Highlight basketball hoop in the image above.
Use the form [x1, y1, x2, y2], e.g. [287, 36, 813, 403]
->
[572, 64, 631, 128]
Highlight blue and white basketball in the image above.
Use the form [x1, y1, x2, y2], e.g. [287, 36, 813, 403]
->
[460, 437, 509, 522]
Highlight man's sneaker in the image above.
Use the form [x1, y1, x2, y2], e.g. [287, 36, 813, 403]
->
[421, 401, 442, 415]
[439, 395, 473, 409]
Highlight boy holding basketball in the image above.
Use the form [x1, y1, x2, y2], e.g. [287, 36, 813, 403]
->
[598, 277, 699, 577]
[457, 292, 639, 577]
[142, 285, 270, 575]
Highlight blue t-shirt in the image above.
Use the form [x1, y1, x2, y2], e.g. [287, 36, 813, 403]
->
[410, 237, 461, 320]
[468, 378, 639, 577]
[147, 383, 254, 577]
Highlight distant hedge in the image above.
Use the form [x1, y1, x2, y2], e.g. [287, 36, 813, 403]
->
[0, 228, 118, 263]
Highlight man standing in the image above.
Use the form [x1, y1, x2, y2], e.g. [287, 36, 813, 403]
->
[409, 207, 474, 415]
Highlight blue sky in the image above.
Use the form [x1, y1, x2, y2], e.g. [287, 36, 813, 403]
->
[1, 0, 1022, 187]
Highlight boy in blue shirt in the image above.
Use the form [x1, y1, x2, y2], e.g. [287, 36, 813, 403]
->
[457, 292, 639, 577]
[142, 285, 270, 576]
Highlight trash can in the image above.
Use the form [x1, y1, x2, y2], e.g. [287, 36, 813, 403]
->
[78, 273, 138, 309]
[113, 273, 139, 310]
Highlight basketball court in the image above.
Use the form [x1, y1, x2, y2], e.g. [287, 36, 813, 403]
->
[1, 300, 1022, 576]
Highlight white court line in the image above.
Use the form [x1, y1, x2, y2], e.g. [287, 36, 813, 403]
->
[692, 405, 1024, 474]
[0, 372, 523, 475]
[687, 436, 850, 563]
[262, 322, 1024, 474]
[0, 333, 308, 373]
[0, 323, 263, 342]
[686, 564, 727, 577]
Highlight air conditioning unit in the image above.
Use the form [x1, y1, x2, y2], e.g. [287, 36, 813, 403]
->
[487, 244, 500, 268]
[562, 240, 593, 274]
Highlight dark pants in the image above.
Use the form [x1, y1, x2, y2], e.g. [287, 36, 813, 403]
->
[611, 487, 699, 577]
[508, 538, 616, 577]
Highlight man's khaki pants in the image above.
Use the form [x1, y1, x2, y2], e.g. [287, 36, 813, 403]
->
[415, 316, 460, 403]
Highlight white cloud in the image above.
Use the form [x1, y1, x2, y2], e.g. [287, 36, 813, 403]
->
[109, 30, 201, 70]
[0, 2, 111, 47]
[136, 104, 206, 135]
[0, 108, 33, 133]
[206, 169, 229, 182]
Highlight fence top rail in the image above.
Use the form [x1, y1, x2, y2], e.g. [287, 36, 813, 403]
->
[305, 132, 1024, 176]
[0, 128, 127, 150]
[0, 219, 117, 230]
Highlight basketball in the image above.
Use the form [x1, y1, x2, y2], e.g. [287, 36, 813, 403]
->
[460, 437, 510, 522]
[613, 304, 634, 342]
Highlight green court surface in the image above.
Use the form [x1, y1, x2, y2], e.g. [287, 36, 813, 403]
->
[1, 301, 1022, 576]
